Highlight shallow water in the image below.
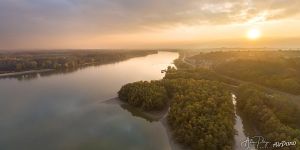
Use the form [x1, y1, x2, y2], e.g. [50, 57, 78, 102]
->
[0, 51, 178, 150]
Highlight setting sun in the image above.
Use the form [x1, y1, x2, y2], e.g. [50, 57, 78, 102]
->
[247, 29, 261, 40]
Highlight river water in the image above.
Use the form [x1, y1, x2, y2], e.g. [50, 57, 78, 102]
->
[0, 52, 178, 150]
[233, 94, 256, 150]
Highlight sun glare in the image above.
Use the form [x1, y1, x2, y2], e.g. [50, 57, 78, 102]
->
[247, 28, 261, 40]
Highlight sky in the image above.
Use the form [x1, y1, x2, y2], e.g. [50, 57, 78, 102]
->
[0, 0, 300, 49]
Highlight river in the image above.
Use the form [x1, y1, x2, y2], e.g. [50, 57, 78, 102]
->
[233, 94, 256, 150]
[0, 51, 178, 150]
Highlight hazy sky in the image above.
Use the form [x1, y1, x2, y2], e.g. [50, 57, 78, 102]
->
[1, 0, 300, 49]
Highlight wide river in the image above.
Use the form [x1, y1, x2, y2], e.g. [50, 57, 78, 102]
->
[0, 52, 179, 150]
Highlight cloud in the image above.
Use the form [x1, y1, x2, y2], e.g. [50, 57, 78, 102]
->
[0, 0, 300, 48]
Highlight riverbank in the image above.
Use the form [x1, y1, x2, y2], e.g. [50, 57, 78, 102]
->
[0, 69, 54, 77]
[105, 97, 185, 150]
[161, 114, 189, 150]
[104, 97, 168, 121]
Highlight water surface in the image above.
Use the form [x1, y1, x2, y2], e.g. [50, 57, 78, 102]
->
[233, 94, 256, 150]
[0, 52, 178, 150]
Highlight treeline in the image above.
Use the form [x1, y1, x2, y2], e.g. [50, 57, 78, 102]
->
[118, 78, 235, 150]
[0, 50, 157, 74]
[237, 84, 300, 149]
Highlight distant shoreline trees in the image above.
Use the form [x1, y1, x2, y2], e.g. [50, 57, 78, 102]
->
[0, 50, 157, 74]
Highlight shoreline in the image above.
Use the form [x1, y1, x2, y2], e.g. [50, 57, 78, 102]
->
[0, 69, 54, 77]
[160, 114, 188, 150]
[104, 97, 168, 121]
[105, 97, 186, 150]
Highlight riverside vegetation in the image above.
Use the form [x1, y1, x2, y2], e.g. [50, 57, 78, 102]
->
[119, 50, 300, 150]
[0, 50, 157, 74]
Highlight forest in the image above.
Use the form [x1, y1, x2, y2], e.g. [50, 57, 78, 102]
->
[215, 59, 300, 95]
[236, 84, 300, 149]
[166, 79, 235, 150]
[0, 50, 157, 74]
[118, 78, 235, 150]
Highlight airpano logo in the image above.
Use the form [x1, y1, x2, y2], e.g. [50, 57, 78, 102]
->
[273, 141, 297, 148]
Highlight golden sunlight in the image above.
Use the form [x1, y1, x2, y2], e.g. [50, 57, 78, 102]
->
[247, 28, 261, 40]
